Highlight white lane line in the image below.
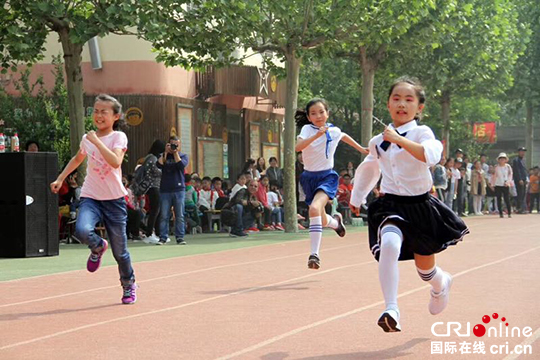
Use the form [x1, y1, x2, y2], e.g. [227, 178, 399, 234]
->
[216, 245, 540, 359]
[0, 230, 365, 284]
[0, 262, 370, 351]
[0, 243, 361, 308]
[503, 326, 540, 360]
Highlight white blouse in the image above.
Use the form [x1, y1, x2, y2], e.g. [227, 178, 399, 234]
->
[494, 164, 513, 187]
[350, 121, 443, 206]
[297, 124, 344, 171]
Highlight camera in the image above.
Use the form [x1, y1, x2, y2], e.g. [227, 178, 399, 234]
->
[170, 143, 178, 150]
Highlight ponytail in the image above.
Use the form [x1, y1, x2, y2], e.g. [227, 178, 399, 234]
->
[295, 110, 311, 128]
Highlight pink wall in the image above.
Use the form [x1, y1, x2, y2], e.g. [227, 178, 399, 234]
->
[4, 61, 196, 98]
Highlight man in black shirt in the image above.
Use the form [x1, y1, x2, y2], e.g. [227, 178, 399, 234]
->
[512, 147, 529, 214]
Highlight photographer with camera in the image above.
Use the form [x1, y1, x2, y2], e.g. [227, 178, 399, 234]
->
[156, 136, 189, 245]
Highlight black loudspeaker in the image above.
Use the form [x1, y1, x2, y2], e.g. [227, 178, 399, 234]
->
[0, 152, 59, 257]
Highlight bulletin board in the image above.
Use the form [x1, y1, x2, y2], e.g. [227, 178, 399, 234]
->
[249, 123, 260, 160]
[197, 138, 223, 178]
[177, 104, 193, 173]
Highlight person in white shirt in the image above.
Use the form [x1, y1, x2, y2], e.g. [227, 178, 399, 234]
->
[229, 173, 247, 199]
[349, 77, 469, 333]
[267, 180, 285, 231]
[493, 153, 513, 218]
[295, 98, 368, 270]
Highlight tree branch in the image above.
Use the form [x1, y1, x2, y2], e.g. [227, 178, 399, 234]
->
[44, 15, 69, 32]
[301, 0, 313, 40]
[252, 44, 286, 55]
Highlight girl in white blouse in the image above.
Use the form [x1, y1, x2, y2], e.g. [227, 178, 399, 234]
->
[493, 153, 513, 218]
[295, 98, 368, 270]
[350, 77, 469, 333]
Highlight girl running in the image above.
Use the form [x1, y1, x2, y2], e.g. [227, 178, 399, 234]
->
[295, 98, 368, 270]
[350, 77, 469, 332]
[50, 94, 137, 304]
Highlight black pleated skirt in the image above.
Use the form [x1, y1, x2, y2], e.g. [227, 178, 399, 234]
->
[367, 193, 469, 261]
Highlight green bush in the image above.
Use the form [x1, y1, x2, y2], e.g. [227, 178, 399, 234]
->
[0, 55, 94, 167]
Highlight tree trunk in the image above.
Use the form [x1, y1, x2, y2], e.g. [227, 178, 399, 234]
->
[526, 100, 534, 169]
[58, 28, 86, 180]
[440, 90, 451, 157]
[283, 48, 301, 233]
[359, 47, 375, 154]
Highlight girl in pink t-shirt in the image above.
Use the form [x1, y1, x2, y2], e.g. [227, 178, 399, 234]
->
[50, 94, 137, 304]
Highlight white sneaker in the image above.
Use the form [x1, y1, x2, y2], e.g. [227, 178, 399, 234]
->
[377, 309, 401, 333]
[166, 237, 171, 243]
[429, 272, 453, 315]
[143, 234, 160, 244]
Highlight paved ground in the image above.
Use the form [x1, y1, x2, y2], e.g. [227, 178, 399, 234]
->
[0, 214, 538, 359]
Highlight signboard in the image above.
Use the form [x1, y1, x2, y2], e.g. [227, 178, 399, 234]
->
[473, 122, 497, 144]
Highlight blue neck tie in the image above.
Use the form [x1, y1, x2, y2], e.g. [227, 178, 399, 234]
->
[379, 130, 407, 151]
[310, 124, 334, 158]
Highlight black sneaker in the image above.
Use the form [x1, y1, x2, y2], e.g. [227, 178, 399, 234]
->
[156, 240, 166, 245]
[333, 213, 346, 237]
[229, 231, 248, 238]
[177, 239, 187, 245]
[377, 309, 401, 333]
[307, 254, 320, 269]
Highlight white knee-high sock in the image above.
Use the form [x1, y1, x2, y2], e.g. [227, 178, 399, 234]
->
[417, 265, 446, 293]
[379, 225, 403, 311]
[309, 216, 323, 255]
[325, 213, 338, 229]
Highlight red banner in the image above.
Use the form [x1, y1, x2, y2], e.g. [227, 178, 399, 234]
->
[473, 122, 497, 143]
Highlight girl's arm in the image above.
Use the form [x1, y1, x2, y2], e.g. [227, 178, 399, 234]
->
[383, 127, 442, 165]
[87, 131, 124, 168]
[295, 126, 327, 152]
[340, 134, 369, 154]
[50, 149, 86, 193]
[384, 127, 426, 162]
[350, 140, 380, 214]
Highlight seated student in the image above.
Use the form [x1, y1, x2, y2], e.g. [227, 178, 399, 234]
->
[222, 179, 264, 237]
[230, 173, 247, 199]
[184, 174, 202, 233]
[198, 176, 219, 231]
[267, 180, 285, 230]
[256, 175, 274, 230]
[212, 177, 229, 210]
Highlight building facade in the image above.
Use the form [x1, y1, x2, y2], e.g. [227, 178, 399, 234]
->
[3, 33, 286, 181]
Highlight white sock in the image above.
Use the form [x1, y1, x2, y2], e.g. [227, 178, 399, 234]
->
[325, 213, 338, 229]
[309, 216, 323, 255]
[379, 225, 403, 311]
[417, 265, 445, 294]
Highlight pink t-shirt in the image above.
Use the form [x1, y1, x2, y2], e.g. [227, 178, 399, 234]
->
[80, 131, 128, 200]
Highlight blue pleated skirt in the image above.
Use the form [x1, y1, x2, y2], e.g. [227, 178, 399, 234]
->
[300, 169, 339, 205]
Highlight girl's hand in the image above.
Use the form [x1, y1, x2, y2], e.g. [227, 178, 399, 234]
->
[358, 146, 369, 155]
[317, 125, 329, 137]
[86, 130, 99, 145]
[50, 179, 63, 194]
[383, 127, 402, 144]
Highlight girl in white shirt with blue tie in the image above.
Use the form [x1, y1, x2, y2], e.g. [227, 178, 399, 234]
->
[295, 98, 368, 270]
[350, 77, 469, 333]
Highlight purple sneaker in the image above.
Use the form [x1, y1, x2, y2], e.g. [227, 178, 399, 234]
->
[122, 283, 138, 304]
[86, 239, 108, 273]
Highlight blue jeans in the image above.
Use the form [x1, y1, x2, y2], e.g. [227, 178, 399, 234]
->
[232, 204, 255, 233]
[271, 207, 284, 224]
[159, 190, 186, 241]
[75, 197, 134, 286]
